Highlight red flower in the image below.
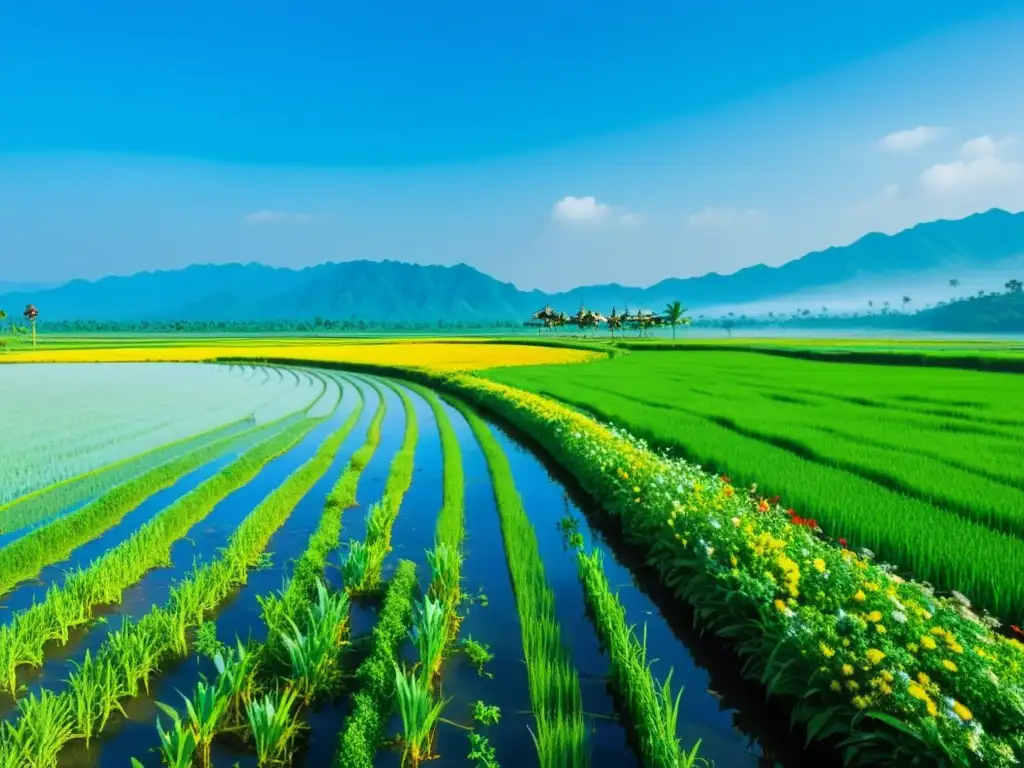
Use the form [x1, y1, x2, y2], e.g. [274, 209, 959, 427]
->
[839, 538, 848, 548]
[757, 499, 770, 513]
[720, 475, 731, 484]
[786, 508, 796, 517]
[769, 495, 780, 505]
[1012, 625, 1024, 636]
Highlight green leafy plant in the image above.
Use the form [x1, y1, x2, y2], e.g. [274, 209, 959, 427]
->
[461, 636, 495, 678]
[394, 662, 448, 767]
[471, 700, 501, 726]
[194, 620, 226, 660]
[175, 671, 232, 767]
[245, 686, 302, 766]
[410, 595, 447, 683]
[341, 539, 369, 591]
[154, 702, 199, 768]
[467, 731, 500, 768]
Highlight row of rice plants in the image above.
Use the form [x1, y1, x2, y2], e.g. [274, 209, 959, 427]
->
[0, 416, 320, 695]
[1, 364, 323, 502]
[0, 416, 255, 539]
[446, 397, 589, 768]
[335, 559, 419, 768]
[522, 381, 1024, 623]
[0, 413, 309, 602]
[350, 378, 418, 593]
[433, 371, 1024, 767]
[133, 390, 377, 767]
[0, 397, 359, 765]
[574, 546, 703, 768]
[406, 382, 465, 643]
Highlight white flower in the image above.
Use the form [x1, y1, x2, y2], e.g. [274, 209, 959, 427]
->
[891, 611, 907, 624]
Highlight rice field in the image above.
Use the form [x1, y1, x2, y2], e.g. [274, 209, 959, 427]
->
[3, 341, 1023, 767]
[0, 360, 755, 768]
[486, 351, 1024, 623]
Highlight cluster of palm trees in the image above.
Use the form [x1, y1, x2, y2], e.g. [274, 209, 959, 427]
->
[0, 304, 39, 349]
[528, 300, 692, 339]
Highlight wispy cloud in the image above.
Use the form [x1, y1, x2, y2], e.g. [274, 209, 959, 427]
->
[685, 206, 762, 229]
[878, 125, 945, 152]
[551, 195, 642, 227]
[241, 210, 311, 224]
[920, 135, 1020, 195]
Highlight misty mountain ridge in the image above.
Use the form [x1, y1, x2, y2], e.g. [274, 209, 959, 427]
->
[2, 208, 1023, 322]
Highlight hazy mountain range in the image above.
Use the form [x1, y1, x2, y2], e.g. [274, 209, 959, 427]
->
[3, 208, 1023, 323]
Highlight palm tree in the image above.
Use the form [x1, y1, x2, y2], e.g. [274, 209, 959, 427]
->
[23, 304, 38, 348]
[662, 300, 690, 340]
[901, 296, 911, 312]
[949, 278, 960, 299]
[1004, 279, 1023, 293]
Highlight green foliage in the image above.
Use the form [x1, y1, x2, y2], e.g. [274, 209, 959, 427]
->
[336, 559, 418, 768]
[488, 351, 1024, 623]
[577, 548, 704, 767]
[0, 416, 317, 695]
[154, 702, 199, 768]
[472, 700, 502, 726]
[467, 731, 500, 768]
[0, 405, 357, 762]
[394, 662, 449, 766]
[447, 397, 589, 768]
[245, 686, 303, 766]
[461, 636, 495, 678]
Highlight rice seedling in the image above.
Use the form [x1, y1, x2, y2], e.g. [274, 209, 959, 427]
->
[426, 542, 462, 612]
[154, 703, 199, 768]
[576, 548, 703, 768]
[173, 670, 232, 767]
[445, 397, 589, 768]
[341, 539, 370, 591]
[0, 416, 318, 694]
[66, 651, 126, 747]
[0, 402, 357, 761]
[394, 662, 449, 766]
[245, 686, 303, 766]
[410, 594, 447, 684]
[0, 689, 75, 767]
[278, 579, 350, 699]
[337, 560, 418, 768]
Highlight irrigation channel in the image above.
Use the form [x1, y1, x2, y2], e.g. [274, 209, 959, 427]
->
[0, 362, 813, 767]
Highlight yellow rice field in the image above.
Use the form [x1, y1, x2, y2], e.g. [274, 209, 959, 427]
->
[0, 341, 600, 371]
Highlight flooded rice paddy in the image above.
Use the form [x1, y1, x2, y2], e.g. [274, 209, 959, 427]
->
[0, 362, 816, 767]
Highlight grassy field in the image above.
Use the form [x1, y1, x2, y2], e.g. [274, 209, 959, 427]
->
[485, 349, 1024, 622]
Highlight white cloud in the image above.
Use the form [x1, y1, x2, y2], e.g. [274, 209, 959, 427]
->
[551, 195, 611, 223]
[550, 195, 641, 227]
[241, 210, 311, 224]
[878, 125, 945, 152]
[685, 206, 762, 229]
[920, 135, 1021, 195]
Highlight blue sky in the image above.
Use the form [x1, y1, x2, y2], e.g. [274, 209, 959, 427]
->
[2, 0, 1023, 290]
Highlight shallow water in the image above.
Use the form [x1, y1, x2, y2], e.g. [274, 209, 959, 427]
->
[382, 383, 442, 583]
[83, 381, 363, 765]
[11, 410, 340, 703]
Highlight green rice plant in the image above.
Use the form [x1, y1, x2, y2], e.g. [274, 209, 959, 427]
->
[425, 542, 461, 611]
[154, 703, 199, 768]
[410, 594, 447, 684]
[341, 539, 370, 591]
[278, 579, 351, 701]
[0, 398, 357, 761]
[213, 640, 261, 724]
[66, 650, 126, 747]
[0, 416, 319, 694]
[446, 397, 589, 768]
[245, 686, 302, 766]
[336, 559, 418, 768]
[0, 689, 75, 767]
[194, 620, 226, 660]
[0, 412, 293, 601]
[173, 671, 232, 767]
[394, 662, 449, 766]
[576, 548, 704, 768]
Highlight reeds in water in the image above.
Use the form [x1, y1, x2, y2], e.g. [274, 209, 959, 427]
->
[394, 662, 448, 767]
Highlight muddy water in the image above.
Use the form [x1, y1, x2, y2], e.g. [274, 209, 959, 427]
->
[12, 409, 342, 703]
[80, 380, 365, 766]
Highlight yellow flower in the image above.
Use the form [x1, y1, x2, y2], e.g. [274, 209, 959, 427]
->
[952, 701, 973, 721]
[853, 590, 866, 602]
[875, 624, 886, 634]
[866, 649, 885, 665]
[921, 636, 937, 650]
[907, 683, 928, 701]
[820, 644, 835, 658]
[846, 680, 860, 691]
[841, 664, 854, 676]
[867, 611, 883, 623]
[852, 695, 869, 709]
[881, 670, 894, 683]
[774, 599, 788, 613]
[917, 672, 931, 686]
[830, 681, 842, 693]
[942, 659, 958, 673]
[813, 558, 826, 573]
[906, 642, 919, 653]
